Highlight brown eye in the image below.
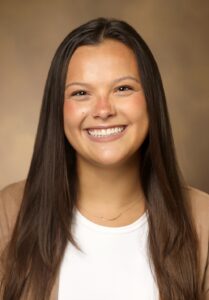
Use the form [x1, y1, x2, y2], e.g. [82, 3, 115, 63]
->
[72, 90, 87, 97]
[116, 85, 133, 92]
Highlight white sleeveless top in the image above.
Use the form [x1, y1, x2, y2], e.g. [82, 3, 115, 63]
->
[58, 208, 159, 300]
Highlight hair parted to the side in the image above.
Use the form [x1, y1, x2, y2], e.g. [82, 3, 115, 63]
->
[0, 18, 200, 300]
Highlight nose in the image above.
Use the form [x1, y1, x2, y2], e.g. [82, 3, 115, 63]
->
[92, 96, 116, 119]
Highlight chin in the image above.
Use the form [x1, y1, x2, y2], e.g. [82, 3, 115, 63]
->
[89, 154, 136, 168]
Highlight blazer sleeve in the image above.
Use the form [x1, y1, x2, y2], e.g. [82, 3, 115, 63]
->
[204, 256, 209, 300]
[202, 239, 209, 300]
[186, 187, 209, 300]
[0, 181, 25, 257]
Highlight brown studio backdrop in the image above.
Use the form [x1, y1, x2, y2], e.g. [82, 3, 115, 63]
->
[0, 0, 209, 193]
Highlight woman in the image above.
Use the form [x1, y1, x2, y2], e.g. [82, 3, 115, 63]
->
[0, 17, 208, 300]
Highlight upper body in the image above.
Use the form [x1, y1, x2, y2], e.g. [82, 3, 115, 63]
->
[0, 181, 209, 299]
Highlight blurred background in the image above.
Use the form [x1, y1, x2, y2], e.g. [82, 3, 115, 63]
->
[0, 0, 209, 193]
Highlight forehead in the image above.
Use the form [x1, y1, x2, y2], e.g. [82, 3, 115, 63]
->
[66, 39, 140, 82]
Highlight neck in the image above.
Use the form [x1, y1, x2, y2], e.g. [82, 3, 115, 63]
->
[76, 155, 146, 219]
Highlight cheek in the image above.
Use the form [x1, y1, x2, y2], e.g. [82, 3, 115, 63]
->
[63, 101, 88, 132]
[123, 93, 149, 122]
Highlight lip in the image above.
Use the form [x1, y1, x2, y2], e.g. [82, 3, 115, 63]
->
[84, 125, 128, 143]
[85, 125, 126, 130]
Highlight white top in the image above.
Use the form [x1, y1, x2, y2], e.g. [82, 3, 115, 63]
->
[58, 208, 159, 300]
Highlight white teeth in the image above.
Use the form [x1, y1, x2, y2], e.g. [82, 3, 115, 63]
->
[87, 126, 125, 137]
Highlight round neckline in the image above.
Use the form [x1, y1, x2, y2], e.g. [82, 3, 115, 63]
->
[74, 207, 148, 234]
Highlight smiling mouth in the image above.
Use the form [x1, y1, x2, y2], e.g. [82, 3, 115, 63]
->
[86, 126, 126, 138]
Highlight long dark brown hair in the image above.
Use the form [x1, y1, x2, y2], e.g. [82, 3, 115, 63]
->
[0, 18, 199, 299]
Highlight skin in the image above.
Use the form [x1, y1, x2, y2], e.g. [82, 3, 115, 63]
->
[64, 39, 149, 227]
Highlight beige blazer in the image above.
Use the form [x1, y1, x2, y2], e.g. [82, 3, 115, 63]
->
[0, 181, 209, 299]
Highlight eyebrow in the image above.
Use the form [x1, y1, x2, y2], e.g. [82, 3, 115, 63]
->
[65, 76, 141, 89]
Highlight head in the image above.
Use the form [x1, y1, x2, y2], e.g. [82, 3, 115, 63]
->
[39, 17, 172, 188]
[64, 38, 149, 170]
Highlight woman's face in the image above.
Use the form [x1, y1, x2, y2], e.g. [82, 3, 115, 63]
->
[64, 39, 149, 168]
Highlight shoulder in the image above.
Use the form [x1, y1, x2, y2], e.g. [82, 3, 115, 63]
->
[184, 186, 209, 229]
[0, 181, 25, 240]
[0, 180, 25, 201]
